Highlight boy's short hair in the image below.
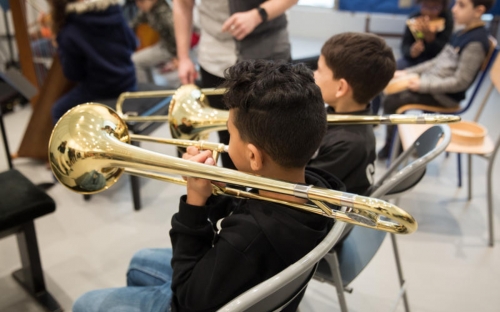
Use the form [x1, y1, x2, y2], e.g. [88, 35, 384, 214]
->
[417, 0, 450, 10]
[471, 0, 495, 11]
[321, 32, 396, 104]
[222, 60, 327, 169]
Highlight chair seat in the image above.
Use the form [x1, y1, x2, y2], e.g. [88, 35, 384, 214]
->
[0, 170, 56, 230]
[398, 124, 495, 155]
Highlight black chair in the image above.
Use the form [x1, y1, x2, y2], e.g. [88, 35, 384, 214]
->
[83, 83, 173, 211]
[0, 106, 62, 311]
[314, 125, 451, 312]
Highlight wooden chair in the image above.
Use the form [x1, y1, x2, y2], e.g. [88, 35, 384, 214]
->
[396, 54, 500, 247]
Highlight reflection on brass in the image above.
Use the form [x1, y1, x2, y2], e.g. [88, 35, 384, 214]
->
[49, 103, 418, 235]
[115, 84, 460, 142]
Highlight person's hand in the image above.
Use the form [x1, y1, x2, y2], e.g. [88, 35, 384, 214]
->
[182, 147, 216, 206]
[410, 40, 425, 58]
[222, 9, 262, 41]
[407, 76, 421, 92]
[415, 16, 437, 42]
[177, 58, 197, 85]
[394, 70, 407, 78]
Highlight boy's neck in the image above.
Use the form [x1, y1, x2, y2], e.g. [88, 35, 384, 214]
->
[258, 167, 308, 204]
[329, 98, 367, 113]
[464, 19, 485, 31]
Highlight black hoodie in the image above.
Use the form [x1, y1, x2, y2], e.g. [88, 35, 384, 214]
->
[169, 167, 344, 312]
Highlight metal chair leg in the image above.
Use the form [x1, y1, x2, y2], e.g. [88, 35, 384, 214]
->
[14, 221, 62, 312]
[323, 252, 348, 312]
[467, 154, 473, 201]
[457, 153, 462, 188]
[131, 141, 142, 211]
[390, 233, 410, 312]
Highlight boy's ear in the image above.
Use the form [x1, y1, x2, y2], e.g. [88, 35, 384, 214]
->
[247, 143, 263, 171]
[335, 78, 351, 98]
[475, 5, 487, 16]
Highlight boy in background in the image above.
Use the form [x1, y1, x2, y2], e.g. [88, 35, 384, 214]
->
[378, 0, 494, 159]
[311, 32, 396, 195]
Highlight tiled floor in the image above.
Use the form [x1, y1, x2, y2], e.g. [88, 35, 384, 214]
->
[1, 47, 500, 312]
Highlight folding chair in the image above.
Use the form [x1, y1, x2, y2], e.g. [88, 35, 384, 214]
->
[218, 210, 348, 312]
[314, 125, 451, 312]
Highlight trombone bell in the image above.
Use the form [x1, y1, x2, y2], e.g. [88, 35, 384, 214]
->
[48, 104, 130, 193]
[168, 85, 229, 141]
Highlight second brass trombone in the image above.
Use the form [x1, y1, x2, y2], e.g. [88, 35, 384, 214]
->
[116, 85, 460, 141]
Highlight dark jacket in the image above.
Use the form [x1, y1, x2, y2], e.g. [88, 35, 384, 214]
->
[308, 107, 376, 196]
[170, 168, 343, 312]
[57, 3, 137, 98]
[401, 10, 454, 65]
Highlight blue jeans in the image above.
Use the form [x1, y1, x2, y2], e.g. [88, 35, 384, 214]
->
[73, 248, 174, 312]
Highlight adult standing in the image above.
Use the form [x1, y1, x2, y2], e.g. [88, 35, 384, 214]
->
[174, 0, 298, 169]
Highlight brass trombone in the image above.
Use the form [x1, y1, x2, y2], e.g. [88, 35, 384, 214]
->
[49, 103, 418, 235]
[116, 84, 460, 141]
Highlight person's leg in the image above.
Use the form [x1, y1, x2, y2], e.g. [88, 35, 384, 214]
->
[127, 248, 173, 287]
[132, 43, 172, 83]
[73, 248, 174, 312]
[199, 67, 236, 169]
[72, 283, 173, 312]
[378, 90, 442, 159]
[396, 57, 413, 70]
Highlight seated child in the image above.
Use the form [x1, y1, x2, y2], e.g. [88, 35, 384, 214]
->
[399, 0, 454, 69]
[72, 60, 344, 312]
[50, 0, 137, 124]
[310, 32, 396, 195]
[378, 0, 494, 159]
[132, 0, 177, 83]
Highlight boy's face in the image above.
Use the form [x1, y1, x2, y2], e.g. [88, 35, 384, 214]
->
[452, 0, 485, 25]
[135, 0, 156, 12]
[314, 55, 340, 107]
[227, 110, 251, 173]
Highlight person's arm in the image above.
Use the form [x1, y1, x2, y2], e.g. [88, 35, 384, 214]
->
[174, 0, 197, 84]
[170, 195, 264, 310]
[418, 42, 486, 94]
[405, 52, 440, 75]
[401, 25, 416, 59]
[222, 0, 298, 41]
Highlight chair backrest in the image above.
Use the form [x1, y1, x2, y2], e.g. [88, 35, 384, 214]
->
[335, 125, 451, 286]
[218, 213, 347, 312]
[456, 36, 498, 115]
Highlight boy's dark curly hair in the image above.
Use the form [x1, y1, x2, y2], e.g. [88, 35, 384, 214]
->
[221, 60, 326, 169]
